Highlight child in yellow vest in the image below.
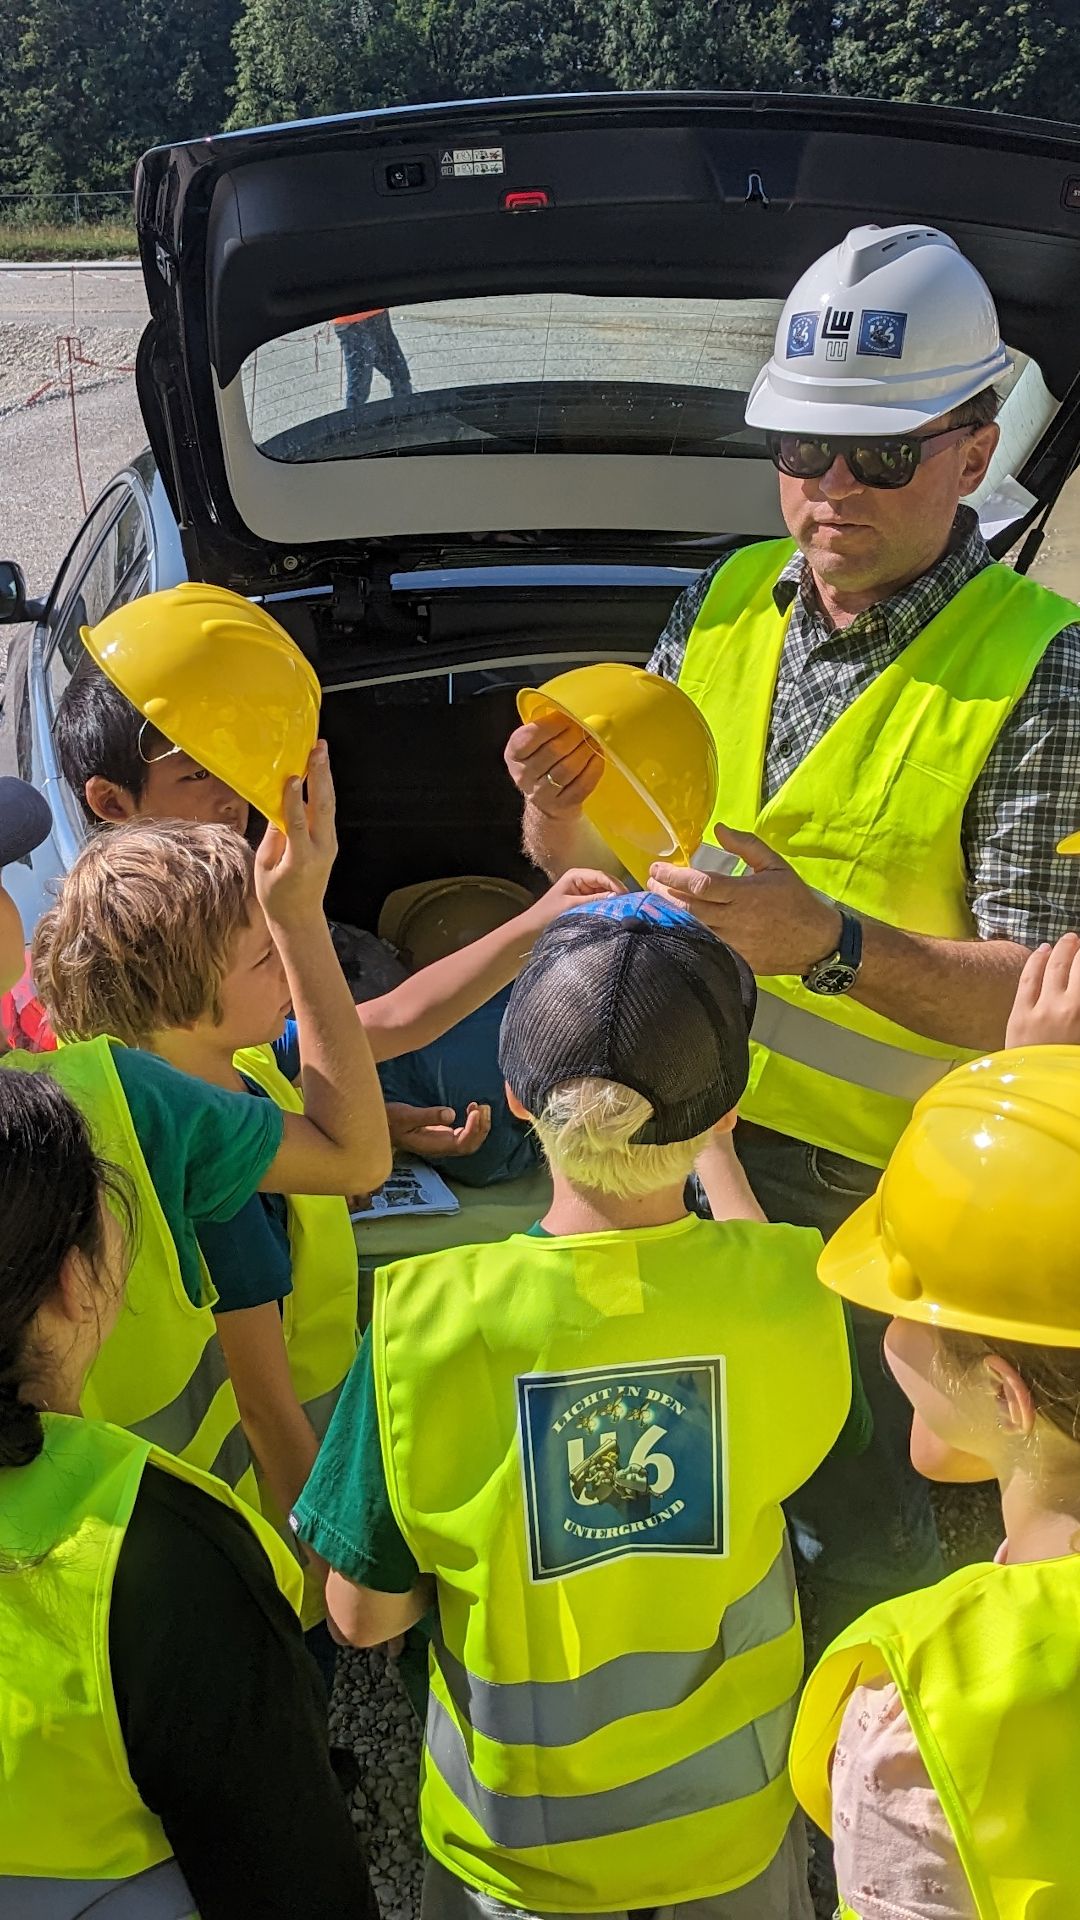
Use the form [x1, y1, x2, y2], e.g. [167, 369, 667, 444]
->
[32, 800, 615, 1665]
[790, 1044, 1080, 1919]
[295, 893, 865, 1919]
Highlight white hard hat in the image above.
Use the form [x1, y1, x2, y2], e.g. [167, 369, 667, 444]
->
[745, 224, 1012, 436]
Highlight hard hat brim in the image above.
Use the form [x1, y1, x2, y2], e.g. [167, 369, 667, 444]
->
[744, 354, 1012, 440]
[378, 876, 535, 951]
[819, 1191, 1080, 1347]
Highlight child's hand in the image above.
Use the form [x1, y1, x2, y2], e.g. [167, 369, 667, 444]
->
[1005, 934, 1080, 1048]
[386, 1101, 492, 1159]
[255, 743, 337, 932]
[526, 867, 624, 933]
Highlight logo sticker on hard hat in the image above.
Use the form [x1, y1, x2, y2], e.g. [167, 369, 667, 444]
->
[821, 307, 854, 362]
[786, 312, 817, 359]
[517, 1357, 727, 1581]
[858, 310, 908, 359]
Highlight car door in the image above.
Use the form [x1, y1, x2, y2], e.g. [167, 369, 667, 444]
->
[9, 481, 152, 935]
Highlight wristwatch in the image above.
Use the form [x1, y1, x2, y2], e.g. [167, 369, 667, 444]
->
[802, 910, 863, 996]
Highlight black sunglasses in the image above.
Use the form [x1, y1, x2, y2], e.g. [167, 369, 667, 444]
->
[766, 425, 972, 491]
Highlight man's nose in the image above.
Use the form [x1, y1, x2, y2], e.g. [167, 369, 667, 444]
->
[818, 454, 861, 499]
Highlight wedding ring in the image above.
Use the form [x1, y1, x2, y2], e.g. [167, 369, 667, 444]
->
[544, 771, 564, 791]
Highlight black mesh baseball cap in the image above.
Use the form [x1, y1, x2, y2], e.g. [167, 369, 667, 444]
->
[0, 778, 52, 870]
[499, 892, 757, 1146]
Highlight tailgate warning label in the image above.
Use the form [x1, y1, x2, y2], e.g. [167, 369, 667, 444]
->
[440, 146, 505, 178]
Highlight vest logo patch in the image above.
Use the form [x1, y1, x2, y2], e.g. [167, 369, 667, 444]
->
[516, 1357, 727, 1581]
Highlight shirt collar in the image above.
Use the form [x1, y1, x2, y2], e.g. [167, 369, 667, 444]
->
[772, 504, 989, 641]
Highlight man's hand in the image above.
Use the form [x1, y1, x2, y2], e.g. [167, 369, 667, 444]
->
[1005, 934, 1080, 1047]
[386, 1101, 492, 1159]
[255, 743, 337, 932]
[504, 714, 603, 819]
[648, 824, 841, 977]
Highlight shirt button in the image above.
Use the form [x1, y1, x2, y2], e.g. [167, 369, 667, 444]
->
[776, 737, 793, 757]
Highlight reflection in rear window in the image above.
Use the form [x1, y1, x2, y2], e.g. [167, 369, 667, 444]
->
[240, 294, 782, 463]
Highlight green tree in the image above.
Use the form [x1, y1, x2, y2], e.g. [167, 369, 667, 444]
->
[829, 0, 1080, 119]
[3, 0, 240, 194]
[597, 0, 807, 92]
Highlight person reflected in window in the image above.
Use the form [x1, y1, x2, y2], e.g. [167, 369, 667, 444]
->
[334, 311, 412, 408]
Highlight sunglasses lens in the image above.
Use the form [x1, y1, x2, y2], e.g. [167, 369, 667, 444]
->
[769, 435, 835, 478]
[847, 440, 921, 489]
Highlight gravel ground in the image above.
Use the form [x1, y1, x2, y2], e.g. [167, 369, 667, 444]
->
[333, 1648, 425, 1919]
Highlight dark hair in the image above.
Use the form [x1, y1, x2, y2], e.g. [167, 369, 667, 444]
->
[939, 1328, 1080, 1445]
[0, 1071, 133, 1468]
[55, 667, 169, 827]
[945, 386, 1002, 431]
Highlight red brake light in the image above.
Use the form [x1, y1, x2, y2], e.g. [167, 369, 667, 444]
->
[502, 190, 552, 212]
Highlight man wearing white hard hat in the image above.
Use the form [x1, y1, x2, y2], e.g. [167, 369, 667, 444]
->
[505, 225, 1080, 1640]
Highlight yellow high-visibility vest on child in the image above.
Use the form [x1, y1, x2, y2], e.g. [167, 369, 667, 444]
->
[0, 1415, 301, 1915]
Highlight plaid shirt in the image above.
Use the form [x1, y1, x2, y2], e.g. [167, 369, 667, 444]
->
[649, 508, 1080, 944]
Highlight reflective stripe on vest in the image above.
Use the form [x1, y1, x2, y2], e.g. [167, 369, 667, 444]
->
[374, 1219, 852, 1910]
[678, 539, 1080, 1168]
[0, 1858, 196, 1918]
[425, 1684, 798, 1850]
[230, 1044, 360, 1625]
[0, 1418, 302, 1903]
[433, 1536, 796, 1748]
[753, 988, 965, 1103]
[791, 1556, 1080, 1916]
[3, 1043, 256, 1502]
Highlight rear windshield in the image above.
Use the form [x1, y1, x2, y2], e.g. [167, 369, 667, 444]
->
[240, 294, 781, 463]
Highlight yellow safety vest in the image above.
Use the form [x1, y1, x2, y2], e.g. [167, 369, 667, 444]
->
[791, 1556, 1080, 1919]
[372, 1214, 851, 1911]
[0, 1413, 302, 1918]
[678, 539, 1079, 1168]
[233, 1043, 361, 1626]
[3, 1040, 258, 1504]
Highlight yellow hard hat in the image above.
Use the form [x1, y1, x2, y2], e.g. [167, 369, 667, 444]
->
[81, 583, 321, 831]
[820, 1047, 1080, 1347]
[379, 875, 535, 968]
[1058, 831, 1080, 854]
[516, 665, 718, 885]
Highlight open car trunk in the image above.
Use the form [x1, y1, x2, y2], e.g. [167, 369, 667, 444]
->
[314, 580, 689, 929]
[129, 90, 1080, 919]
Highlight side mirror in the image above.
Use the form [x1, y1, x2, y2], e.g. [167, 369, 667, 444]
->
[0, 561, 46, 627]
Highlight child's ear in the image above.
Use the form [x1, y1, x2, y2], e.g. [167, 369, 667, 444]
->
[84, 777, 137, 824]
[505, 1083, 533, 1124]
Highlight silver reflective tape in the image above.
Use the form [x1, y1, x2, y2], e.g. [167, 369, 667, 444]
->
[208, 1420, 253, 1491]
[301, 1382, 344, 1442]
[129, 1337, 229, 1457]
[434, 1539, 796, 1749]
[425, 1688, 798, 1849]
[0, 1857, 196, 1917]
[752, 988, 958, 1102]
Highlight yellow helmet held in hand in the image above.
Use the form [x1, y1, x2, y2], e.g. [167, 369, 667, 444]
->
[516, 664, 718, 885]
[81, 583, 321, 831]
[820, 1047, 1080, 1347]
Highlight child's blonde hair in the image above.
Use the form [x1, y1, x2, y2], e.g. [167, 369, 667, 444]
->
[533, 1077, 711, 1199]
[33, 820, 255, 1047]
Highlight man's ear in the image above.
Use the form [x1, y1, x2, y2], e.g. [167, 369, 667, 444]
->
[505, 1083, 533, 1123]
[959, 422, 999, 498]
[83, 777, 137, 824]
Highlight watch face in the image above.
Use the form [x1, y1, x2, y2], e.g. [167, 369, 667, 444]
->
[809, 960, 859, 996]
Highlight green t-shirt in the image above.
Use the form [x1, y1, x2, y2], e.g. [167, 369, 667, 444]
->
[292, 1221, 874, 1597]
[109, 1044, 284, 1307]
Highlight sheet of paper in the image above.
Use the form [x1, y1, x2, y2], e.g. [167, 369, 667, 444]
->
[975, 475, 1038, 542]
[350, 1157, 461, 1222]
